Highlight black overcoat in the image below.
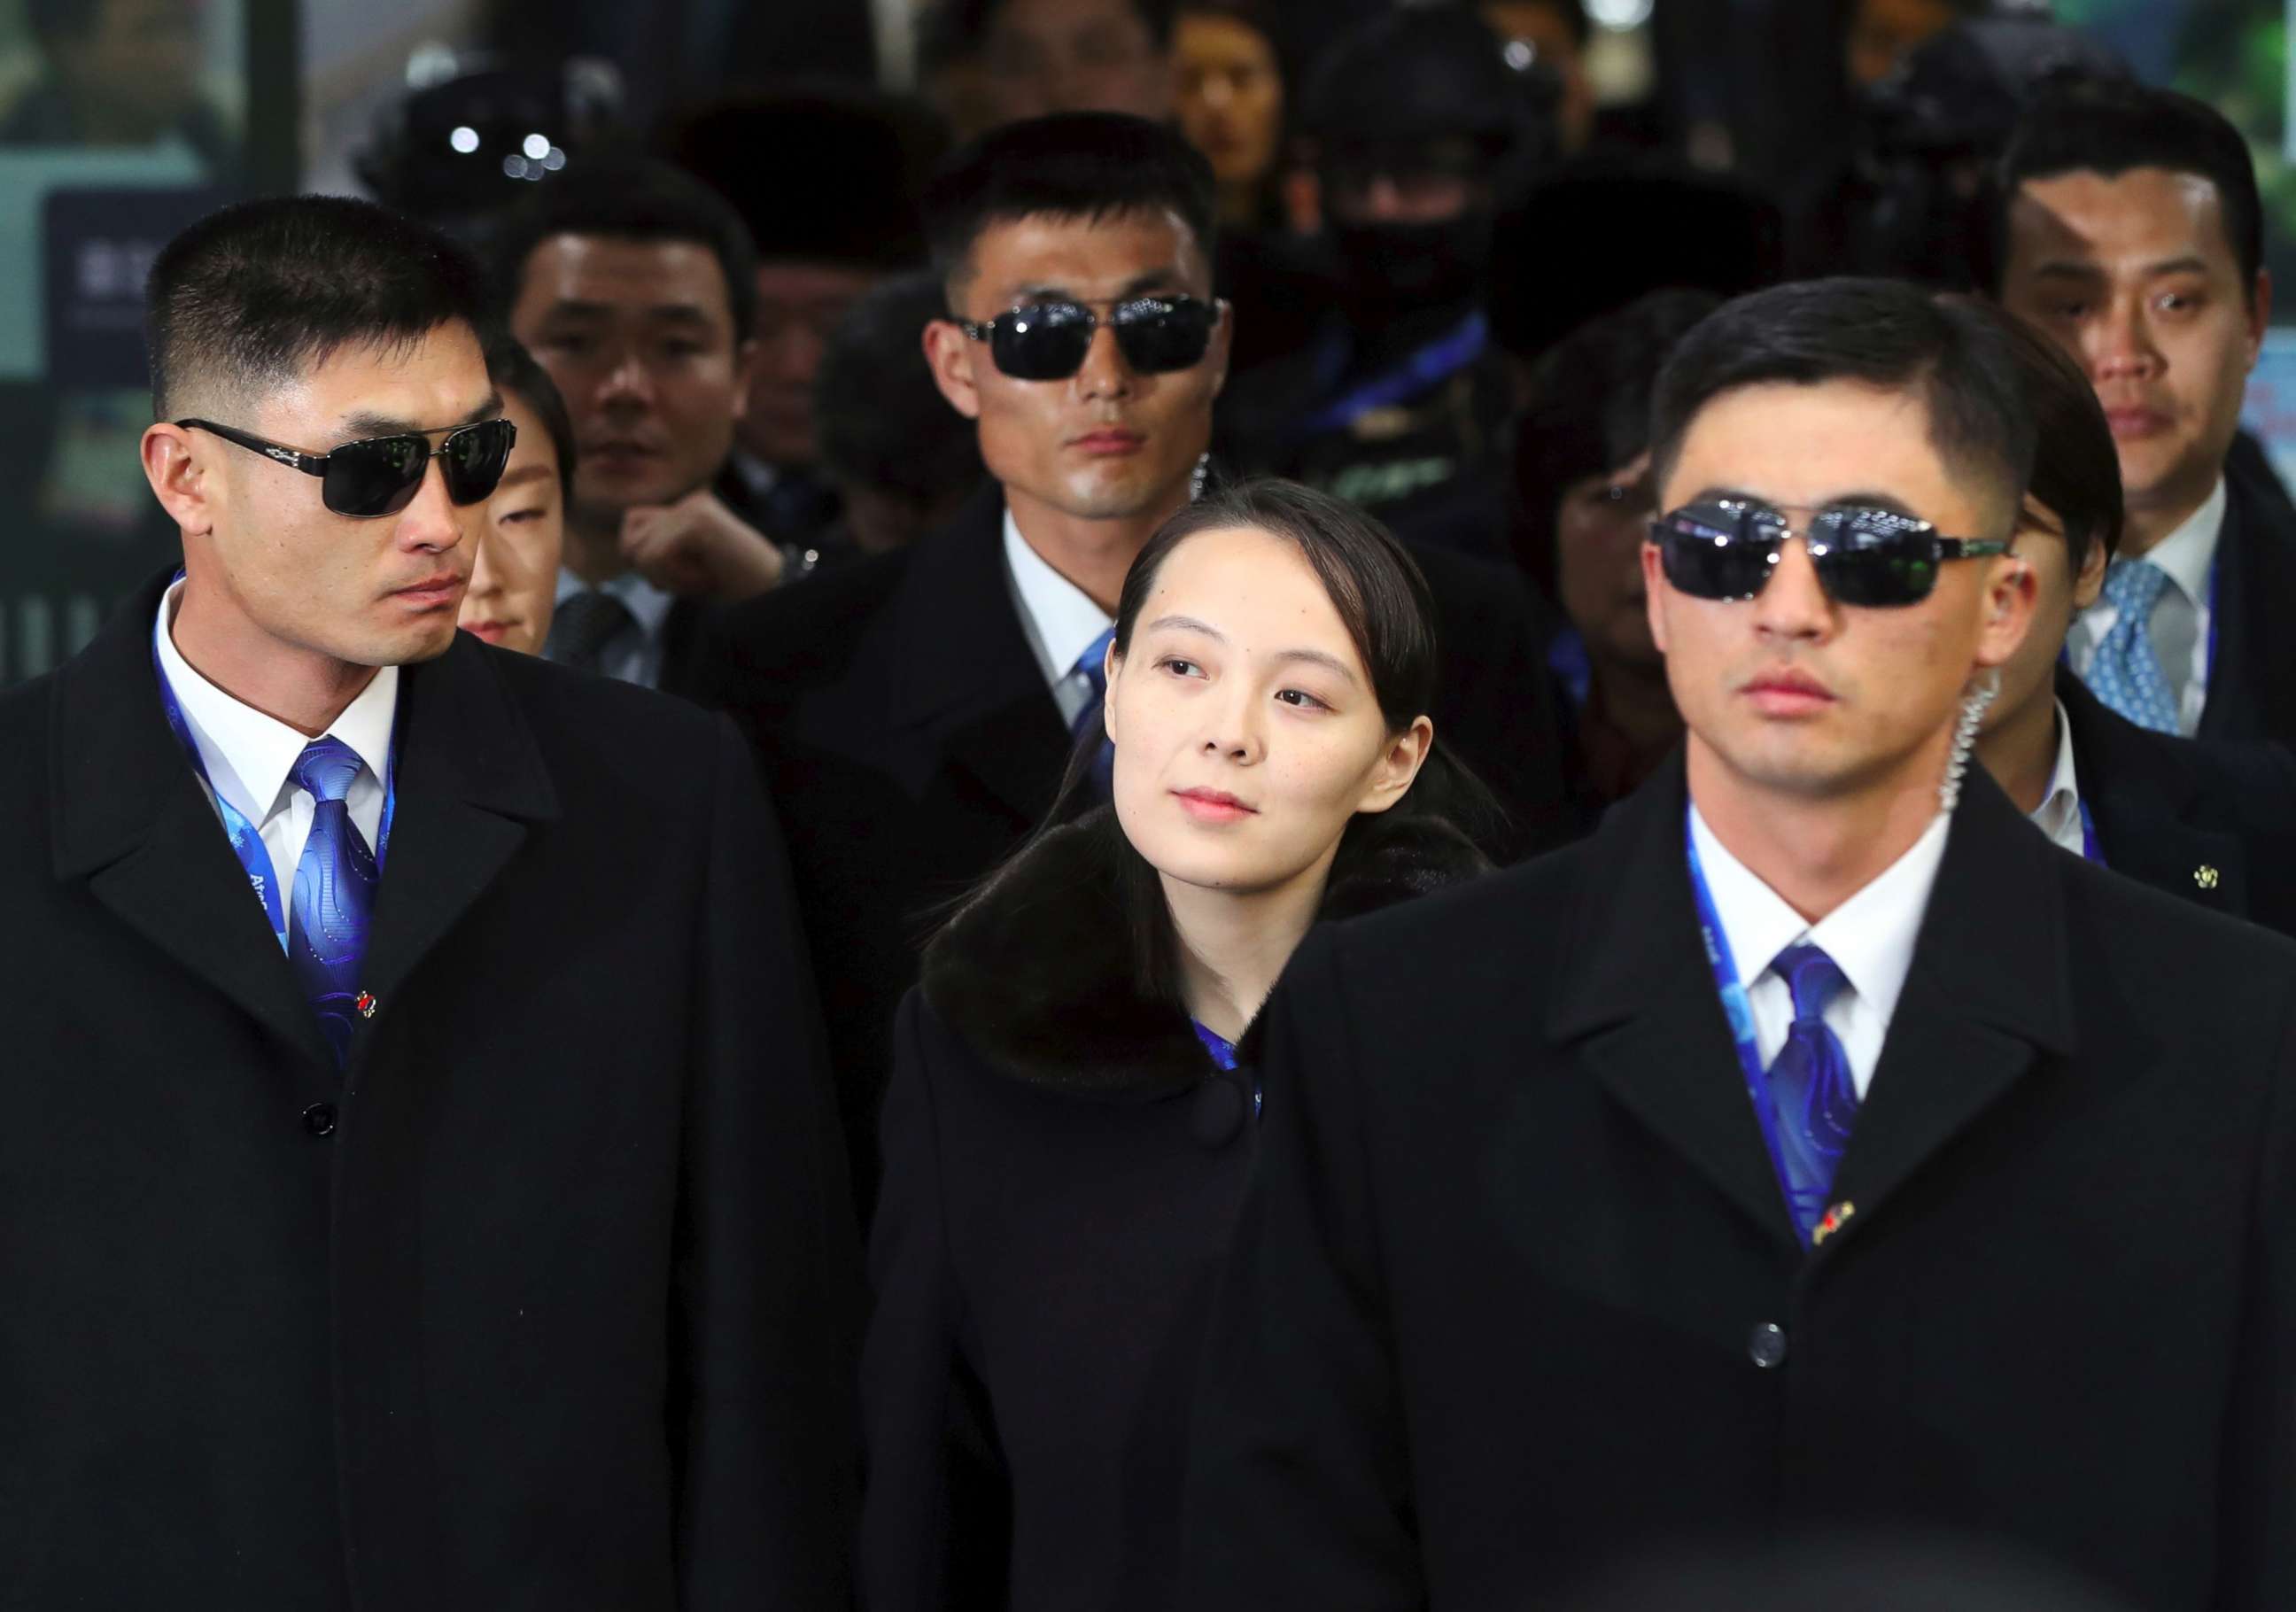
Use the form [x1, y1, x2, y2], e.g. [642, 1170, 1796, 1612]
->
[862, 812, 1488, 1612]
[1178, 763, 2296, 1612]
[0, 573, 859, 1609]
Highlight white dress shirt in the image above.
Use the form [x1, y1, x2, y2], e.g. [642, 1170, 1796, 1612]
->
[2067, 476, 2224, 737]
[1689, 805, 1951, 1099]
[2028, 699, 2088, 857]
[1003, 508, 1114, 727]
[153, 582, 397, 943]
[552, 566, 679, 689]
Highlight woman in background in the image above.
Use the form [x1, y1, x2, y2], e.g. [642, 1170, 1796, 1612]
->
[459, 337, 574, 655]
[862, 479, 1491, 1612]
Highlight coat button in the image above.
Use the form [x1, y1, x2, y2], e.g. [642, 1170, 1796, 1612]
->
[1189, 1075, 1246, 1149]
[1748, 1321, 1788, 1369]
[301, 1102, 337, 1138]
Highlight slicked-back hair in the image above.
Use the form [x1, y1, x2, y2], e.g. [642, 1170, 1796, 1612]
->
[1990, 81, 2263, 301]
[1649, 277, 2037, 530]
[484, 335, 578, 506]
[922, 112, 1218, 293]
[490, 158, 761, 340]
[1943, 295, 2123, 576]
[144, 194, 488, 422]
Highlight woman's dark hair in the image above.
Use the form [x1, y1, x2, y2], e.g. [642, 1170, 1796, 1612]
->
[483, 334, 578, 507]
[944, 477, 1497, 1008]
[1942, 296, 2122, 575]
[1512, 288, 1719, 598]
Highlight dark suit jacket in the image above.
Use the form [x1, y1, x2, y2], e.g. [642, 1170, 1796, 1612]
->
[2198, 435, 2296, 747]
[1178, 764, 2296, 1612]
[0, 574, 858, 1609]
[695, 484, 1571, 1202]
[2062, 666, 2296, 938]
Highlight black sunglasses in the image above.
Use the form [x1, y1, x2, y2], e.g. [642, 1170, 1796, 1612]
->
[953, 295, 1222, 381]
[1652, 498, 2012, 608]
[178, 416, 517, 519]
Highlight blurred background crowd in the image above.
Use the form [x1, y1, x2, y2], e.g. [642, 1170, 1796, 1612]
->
[0, 0, 2284, 688]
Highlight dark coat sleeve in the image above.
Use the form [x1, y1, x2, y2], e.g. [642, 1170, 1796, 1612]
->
[676, 717, 862, 1608]
[1176, 927, 1423, 1610]
[860, 992, 966, 1612]
[2217, 989, 2296, 1610]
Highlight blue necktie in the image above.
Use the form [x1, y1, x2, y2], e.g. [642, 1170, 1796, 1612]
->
[2084, 560, 2181, 733]
[1072, 626, 1116, 796]
[289, 738, 378, 1066]
[1765, 942, 1858, 1242]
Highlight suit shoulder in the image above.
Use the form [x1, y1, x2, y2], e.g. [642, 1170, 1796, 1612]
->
[1322, 834, 1590, 971]
[713, 549, 912, 670]
[482, 644, 725, 762]
[2062, 845, 2296, 978]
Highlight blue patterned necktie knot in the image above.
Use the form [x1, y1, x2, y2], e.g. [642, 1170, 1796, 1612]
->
[1765, 941, 1859, 1242]
[2085, 558, 2180, 733]
[289, 736, 378, 1067]
[1072, 626, 1117, 795]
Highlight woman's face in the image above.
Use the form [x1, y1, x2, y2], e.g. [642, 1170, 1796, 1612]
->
[1983, 495, 2106, 734]
[1106, 524, 1431, 899]
[459, 394, 564, 656]
[1175, 12, 1284, 190]
[1555, 448, 1660, 674]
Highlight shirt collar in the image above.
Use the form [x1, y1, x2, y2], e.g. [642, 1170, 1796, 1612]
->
[555, 565, 678, 638]
[1689, 803, 1951, 1027]
[153, 579, 399, 825]
[1003, 506, 1114, 685]
[2029, 699, 2084, 851]
[2142, 475, 2226, 607]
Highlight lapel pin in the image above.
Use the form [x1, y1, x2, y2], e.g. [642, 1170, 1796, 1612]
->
[2195, 865, 2221, 891]
[355, 991, 377, 1019]
[1812, 1201, 1856, 1247]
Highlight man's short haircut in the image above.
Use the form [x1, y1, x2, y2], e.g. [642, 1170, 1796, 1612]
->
[921, 112, 1219, 294]
[144, 194, 488, 422]
[1943, 296, 2122, 575]
[485, 335, 579, 506]
[1649, 277, 2037, 525]
[1990, 81, 2263, 299]
[490, 158, 761, 340]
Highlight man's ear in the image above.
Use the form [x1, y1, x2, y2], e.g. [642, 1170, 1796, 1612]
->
[1973, 552, 2041, 672]
[2246, 268, 2274, 371]
[1641, 541, 1672, 655]
[2071, 531, 2110, 610]
[142, 422, 217, 538]
[923, 319, 983, 422]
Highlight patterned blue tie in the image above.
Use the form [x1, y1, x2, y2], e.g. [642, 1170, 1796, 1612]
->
[1765, 942, 1858, 1243]
[288, 738, 378, 1066]
[2083, 560, 2180, 733]
[1072, 626, 1116, 796]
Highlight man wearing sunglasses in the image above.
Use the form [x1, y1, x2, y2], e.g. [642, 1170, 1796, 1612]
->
[0, 195, 858, 1608]
[700, 111, 1572, 1205]
[1179, 278, 2296, 1611]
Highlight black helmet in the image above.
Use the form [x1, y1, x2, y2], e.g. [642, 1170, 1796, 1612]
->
[1298, 5, 1555, 186]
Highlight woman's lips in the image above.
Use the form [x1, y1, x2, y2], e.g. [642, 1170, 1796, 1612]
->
[462, 619, 511, 645]
[1174, 787, 1256, 823]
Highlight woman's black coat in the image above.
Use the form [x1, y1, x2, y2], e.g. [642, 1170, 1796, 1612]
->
[859, 813, 1485, 1612]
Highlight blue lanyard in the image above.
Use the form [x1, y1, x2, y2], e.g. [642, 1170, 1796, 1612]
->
[151, 636, 398, 955]
[1294, 311, 1490, 438]
[2077, 798, 2104, 866]
[1682, 809, 1810, 1237]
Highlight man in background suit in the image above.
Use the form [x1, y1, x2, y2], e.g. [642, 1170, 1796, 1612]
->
[700, 112, 1572, 1197]
[1178, 279, 2296, 1610]
[497, 159, 794, 694]
[0, 196, 857, 1608]
[1969, 295, 2296, 935]
[1992, 81, 2296, 746]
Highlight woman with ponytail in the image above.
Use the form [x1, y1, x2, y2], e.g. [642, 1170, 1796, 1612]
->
[859, 477, 1493, 1612]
